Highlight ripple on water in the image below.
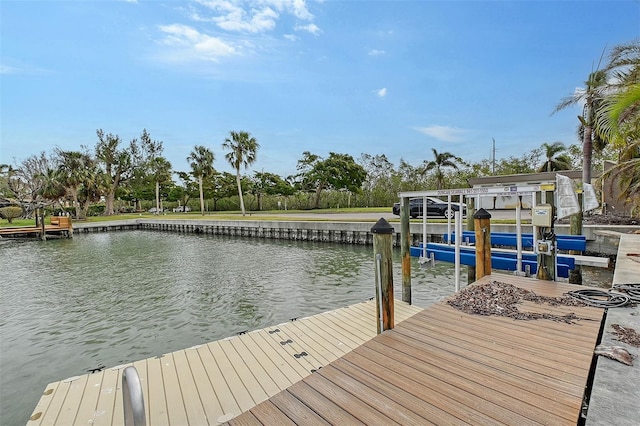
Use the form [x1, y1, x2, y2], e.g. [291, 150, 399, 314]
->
[0, 231, 461, 425]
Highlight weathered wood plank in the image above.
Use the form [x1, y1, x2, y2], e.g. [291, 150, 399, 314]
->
[287, 381, 365, 425]
[247, 400, 295, 425]
[269, 391, 330, 425]
[233, 274, 601, 425]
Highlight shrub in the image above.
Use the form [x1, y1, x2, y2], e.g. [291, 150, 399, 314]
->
[0, 206, 24, 224]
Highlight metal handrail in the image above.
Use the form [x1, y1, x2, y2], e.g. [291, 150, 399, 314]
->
[123, 366, 146, 426]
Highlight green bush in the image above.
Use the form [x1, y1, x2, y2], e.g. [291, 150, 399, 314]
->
[0, 206, 24, 224]
[88, 204, 106, 216]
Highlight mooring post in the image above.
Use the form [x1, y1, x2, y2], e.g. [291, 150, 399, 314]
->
[39, 208, 46, 241]
[474, 208, 492, 280]
[466, 197, 476, 284]
[371, 218, 394, 334]
[400, 197, 411, 304]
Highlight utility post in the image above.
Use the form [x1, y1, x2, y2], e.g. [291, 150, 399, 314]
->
[371, 218, 395, 334]
[534, 190, 557, 281]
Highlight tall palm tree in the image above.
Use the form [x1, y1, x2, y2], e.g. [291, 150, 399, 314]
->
[150, 157, 173, 214]
[553, 69, 609, 184]
[537, 141, 572, 172]
[222, 131, 260, 216]
[421, 148, 462, 190]
[187, 146, 215, 216]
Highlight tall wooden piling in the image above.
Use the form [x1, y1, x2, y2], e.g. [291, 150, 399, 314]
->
[474, 208, 492, 279]
[371, 218, 394, 333]
[466, 197, 476, 284]
[400, 197, 411, 304]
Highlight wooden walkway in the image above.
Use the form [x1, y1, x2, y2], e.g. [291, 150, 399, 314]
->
[229, 274, 605, 425]
[27, 300, 422, 425]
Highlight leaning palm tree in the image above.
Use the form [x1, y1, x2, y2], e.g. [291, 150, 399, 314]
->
[187, 146, 215, 216]
[422, 148, 462, 190]
[537, 141, 572, 172]
[222, 131, 260, 216]
[553, 69, 609, 184]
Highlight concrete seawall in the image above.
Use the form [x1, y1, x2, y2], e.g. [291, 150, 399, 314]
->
[72, 218, 639, 253]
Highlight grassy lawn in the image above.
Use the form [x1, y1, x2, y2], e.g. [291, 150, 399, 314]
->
[1, 207, 525, 227]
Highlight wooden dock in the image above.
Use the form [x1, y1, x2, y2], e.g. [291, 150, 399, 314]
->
[27, 299, 422, 425]
[0, 216, 72, 239]
[229, 274, 605, 425]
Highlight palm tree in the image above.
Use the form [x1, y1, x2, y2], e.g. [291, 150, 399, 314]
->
[150, 157, 173, 214]
[597, 41, 640, 142]
[537, 141, 572, 172]
[421, 148, 462, 190]
[56, 150, 93, 218]
[222, 131, 260, 216]
[553, 69, 609, 184]
[38, 168, 66, 211]
[597, 41, 640, 212]
[187, 146, 215, 216]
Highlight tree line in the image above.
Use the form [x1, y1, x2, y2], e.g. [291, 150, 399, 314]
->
[1, 40, 638, 219]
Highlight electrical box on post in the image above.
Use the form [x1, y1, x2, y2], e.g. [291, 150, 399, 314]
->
[532, 204, 553, 227]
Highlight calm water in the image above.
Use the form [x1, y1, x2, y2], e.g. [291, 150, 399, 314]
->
[0, 231, 463, 425]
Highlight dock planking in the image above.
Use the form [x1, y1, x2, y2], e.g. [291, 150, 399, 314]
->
[27, 299, 421, 426]
[229, 274, 605, 425]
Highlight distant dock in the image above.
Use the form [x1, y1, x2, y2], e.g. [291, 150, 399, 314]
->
[0, 216, 72, 240]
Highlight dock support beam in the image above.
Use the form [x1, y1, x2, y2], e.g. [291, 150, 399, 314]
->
[400, 197, 411, 304]
[372, 218, 395, 333]
[474, 208, 492, 279]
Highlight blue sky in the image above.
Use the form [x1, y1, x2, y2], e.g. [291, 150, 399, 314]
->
[1, 0, 639, 178]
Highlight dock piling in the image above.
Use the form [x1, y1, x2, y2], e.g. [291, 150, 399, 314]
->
[372, 218, 395, 333]
[474, 208, 492, 280]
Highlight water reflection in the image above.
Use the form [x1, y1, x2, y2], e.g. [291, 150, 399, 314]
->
[0, 231, 461, 424]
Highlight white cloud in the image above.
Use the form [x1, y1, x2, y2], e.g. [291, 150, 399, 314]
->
[295, 23, 320, 35]
[193, 0, 318, 34]
[157, 24, 237, 61]
[376, 88, 387, 97]
[414, 125, 467, 142]
[283, 34, 298, 41]
[368, 49, 385, 56]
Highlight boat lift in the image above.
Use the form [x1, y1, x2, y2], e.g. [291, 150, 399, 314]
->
[397, 176, 599, 300]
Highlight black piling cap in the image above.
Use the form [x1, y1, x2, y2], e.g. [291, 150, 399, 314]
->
[371, 217, 394, 234]
[473, 208, 492, 219]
